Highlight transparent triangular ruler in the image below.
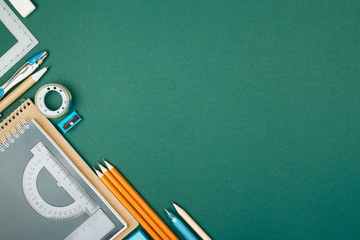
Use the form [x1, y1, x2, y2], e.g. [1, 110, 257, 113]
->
[0, 0, 38, 78]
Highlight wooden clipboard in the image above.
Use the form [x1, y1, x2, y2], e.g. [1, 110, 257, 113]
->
[0, 99, 138, 239]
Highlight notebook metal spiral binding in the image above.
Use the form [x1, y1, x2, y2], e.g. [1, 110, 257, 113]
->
[0, 99, 26, 121]
[0, 118, 29, 152]
[0, 99, 31, 131]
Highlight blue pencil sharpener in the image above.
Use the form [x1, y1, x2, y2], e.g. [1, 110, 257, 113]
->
[58, 111, 82, 133]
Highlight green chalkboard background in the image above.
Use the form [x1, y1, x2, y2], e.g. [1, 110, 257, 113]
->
[0, 21, 16, 56]
[1, 0, 360, 239]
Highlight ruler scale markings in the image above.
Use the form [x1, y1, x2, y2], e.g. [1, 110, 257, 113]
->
[0, 0, 38, 77]
[23, 142, 99, 220]
[20, 142, 118, 239]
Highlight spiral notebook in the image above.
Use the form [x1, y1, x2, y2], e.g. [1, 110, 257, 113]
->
[0, 100, 138, 239]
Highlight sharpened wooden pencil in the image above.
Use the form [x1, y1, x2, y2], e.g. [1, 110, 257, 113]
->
[103, 160, 180, 240]
[173, 203, 212, 240]
[98, 163, 173, 240]
[94, 169, 162, 240]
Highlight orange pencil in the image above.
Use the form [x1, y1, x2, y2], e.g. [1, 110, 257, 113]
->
[98, 163, 171, 240]
[94, 169, 162, 240]
[103, 160, 179, 240]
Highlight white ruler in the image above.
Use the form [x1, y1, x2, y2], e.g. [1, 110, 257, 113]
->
[0, 0, 38, 78]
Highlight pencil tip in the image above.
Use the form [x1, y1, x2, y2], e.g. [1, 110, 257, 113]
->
[173, 202, 182, 212]
[98, 162, 108, 173]
[93, 168, 102, 178]
[103, 159, 112, 169]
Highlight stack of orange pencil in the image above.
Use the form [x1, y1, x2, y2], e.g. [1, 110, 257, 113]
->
[94, 160, 179, 240]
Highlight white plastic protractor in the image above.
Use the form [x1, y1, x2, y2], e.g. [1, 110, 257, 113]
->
[23, 142, 116, 239]
[35, 83, 72, 118]
[23, 142, 98, 220]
